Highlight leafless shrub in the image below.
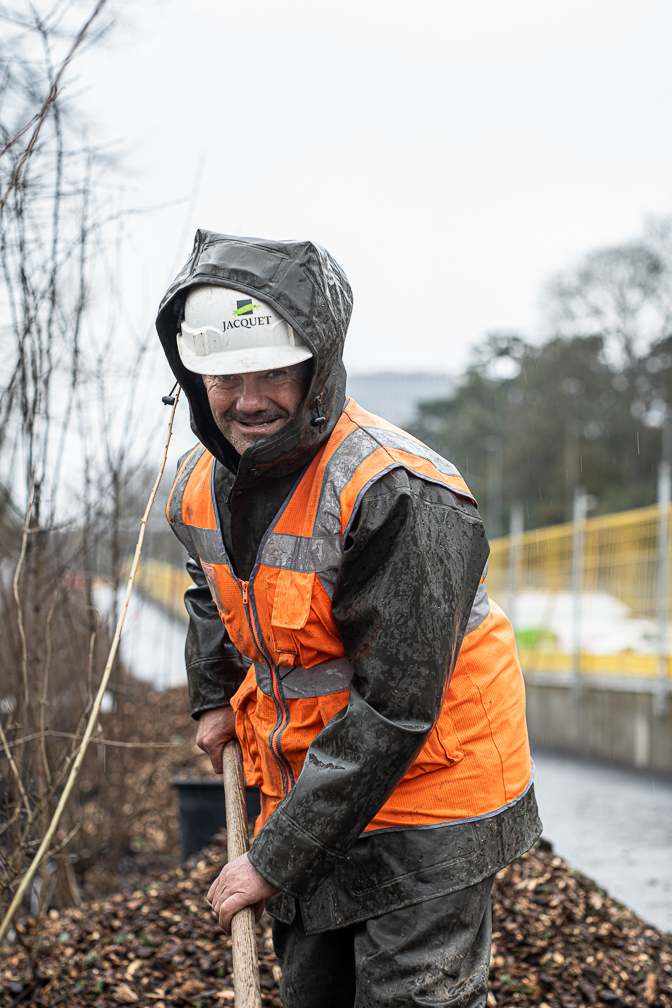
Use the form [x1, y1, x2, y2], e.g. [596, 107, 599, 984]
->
[0, 1, 185, 932]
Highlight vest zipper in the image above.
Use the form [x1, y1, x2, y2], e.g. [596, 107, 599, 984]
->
[239, 578, 294, 796]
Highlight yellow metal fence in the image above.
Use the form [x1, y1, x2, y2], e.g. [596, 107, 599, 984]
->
[133, 503, 672, 684]
[134, 558, 191, 623]
[486, 502, 672, 681]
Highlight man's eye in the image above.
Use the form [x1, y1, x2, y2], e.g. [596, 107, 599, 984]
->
[266, 370, 286, 379]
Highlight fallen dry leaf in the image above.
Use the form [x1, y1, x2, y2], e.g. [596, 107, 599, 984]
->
[113, 983, 139, 1003]
[175, 978, 206, 998]
[124, 959, 143, 980]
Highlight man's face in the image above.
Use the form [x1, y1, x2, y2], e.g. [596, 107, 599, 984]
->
[204, 361, 312, 455]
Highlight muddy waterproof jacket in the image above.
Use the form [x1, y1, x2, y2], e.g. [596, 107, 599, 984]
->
[157, 231, 541, 933]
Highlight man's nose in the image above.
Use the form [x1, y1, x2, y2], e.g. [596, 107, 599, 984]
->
[234, 383, 270, 413]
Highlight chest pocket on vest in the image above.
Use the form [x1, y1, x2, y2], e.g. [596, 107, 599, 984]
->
[200, 560, 228, 615]
[271, 570, 315, 630]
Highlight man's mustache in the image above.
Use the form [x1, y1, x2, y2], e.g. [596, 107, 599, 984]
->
[224, 408, 289, 425]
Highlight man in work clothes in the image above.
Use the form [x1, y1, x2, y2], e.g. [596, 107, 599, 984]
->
[158, 231, 541, 1008]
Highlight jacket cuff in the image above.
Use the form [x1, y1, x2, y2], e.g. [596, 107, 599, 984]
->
[248, 808, 344, 899]
[186, 658, 248, 719]
[192, 700, 231, 718]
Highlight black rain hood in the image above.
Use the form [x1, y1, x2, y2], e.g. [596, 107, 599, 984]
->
[156, 230, 353, 479]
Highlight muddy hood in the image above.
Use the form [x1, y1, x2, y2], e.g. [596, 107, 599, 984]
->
[156, 230, 353, 478]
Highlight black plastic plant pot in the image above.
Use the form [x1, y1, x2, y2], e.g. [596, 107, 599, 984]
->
[172, 777, 261, 861]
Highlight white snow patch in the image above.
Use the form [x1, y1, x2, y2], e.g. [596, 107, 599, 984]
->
[498, 590, 664, 654]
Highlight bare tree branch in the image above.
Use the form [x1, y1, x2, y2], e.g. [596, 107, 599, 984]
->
[0, 0, 108, 211]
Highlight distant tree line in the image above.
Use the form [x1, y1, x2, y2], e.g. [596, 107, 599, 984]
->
[410, 218, 672, 536]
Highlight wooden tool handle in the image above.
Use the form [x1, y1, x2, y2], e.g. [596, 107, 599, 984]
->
[222, 739, 262, 1008]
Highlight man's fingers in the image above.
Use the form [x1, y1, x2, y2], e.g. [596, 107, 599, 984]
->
[216, 892, 251, 934]
[207, 866, 232, 907]
[207, 874, 232, 909]
[208, 877, 238, 917]
[207, 881, 262, 924]
[211, 886, 229, 917]
[209, 745, 224, 774]
[195, 733, 224, 774]
[195, 708, 236, 776]
[206, 854, 278, 933]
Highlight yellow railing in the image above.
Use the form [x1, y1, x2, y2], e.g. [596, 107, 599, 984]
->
[486, 501, 672, 680]
[133, 502, 672, 683]
[134, 558, 191, 623]
[515, 652, 671, 679]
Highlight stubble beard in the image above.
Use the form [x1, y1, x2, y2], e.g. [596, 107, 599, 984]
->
[215, 411, 290, 455]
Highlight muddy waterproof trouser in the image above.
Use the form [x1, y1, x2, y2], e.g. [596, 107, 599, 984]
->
[272, 874, 494, 1008]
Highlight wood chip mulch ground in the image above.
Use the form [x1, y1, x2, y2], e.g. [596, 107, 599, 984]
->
[0, 835, 280, 1008]
[489, 841, 672, 1007]
[1, 838, 671, 1007]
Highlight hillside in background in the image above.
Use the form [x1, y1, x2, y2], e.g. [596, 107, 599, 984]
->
[346, 372, 454, 428]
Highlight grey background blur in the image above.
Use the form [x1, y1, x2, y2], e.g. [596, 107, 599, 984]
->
[78, 0, 672, 387]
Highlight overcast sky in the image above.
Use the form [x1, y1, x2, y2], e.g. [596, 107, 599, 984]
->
[79, 0, 672, 379]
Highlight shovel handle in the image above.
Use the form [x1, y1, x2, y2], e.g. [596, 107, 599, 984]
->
[222, 739, 262, 1008]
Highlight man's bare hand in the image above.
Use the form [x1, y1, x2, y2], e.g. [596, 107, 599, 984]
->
[207, 853, 279, 933]
[196, 706, 236, 774]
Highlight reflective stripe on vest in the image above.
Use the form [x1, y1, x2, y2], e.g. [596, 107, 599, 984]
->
[168, 399, 531, 834]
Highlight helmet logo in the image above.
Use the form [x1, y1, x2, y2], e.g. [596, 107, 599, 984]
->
[232, 298, 261, 317]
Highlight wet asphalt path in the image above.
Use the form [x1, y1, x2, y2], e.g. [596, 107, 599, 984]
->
[533, 750, 672, 933]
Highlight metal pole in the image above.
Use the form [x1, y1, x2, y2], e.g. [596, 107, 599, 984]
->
[571, 488, 587, 703]
[484, 435, 503, 539]
[655, 459, 671, 719]
[508, 501, 524, 628]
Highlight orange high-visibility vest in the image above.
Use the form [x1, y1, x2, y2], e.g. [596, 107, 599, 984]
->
[167, 400, 531, 835]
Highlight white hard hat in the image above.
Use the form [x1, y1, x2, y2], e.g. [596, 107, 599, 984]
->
[177, 285, 312, 375]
